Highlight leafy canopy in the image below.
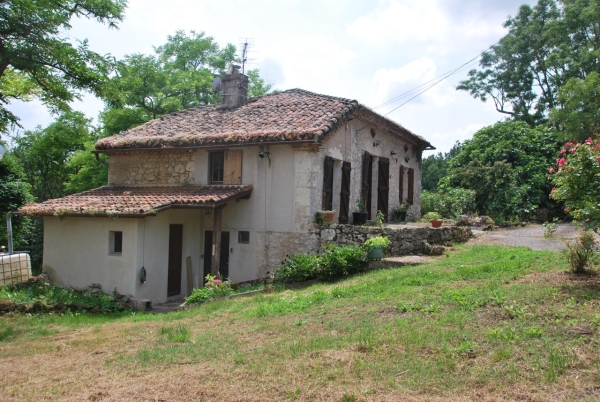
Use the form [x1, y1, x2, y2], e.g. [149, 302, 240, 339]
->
[448, 120, 562, 220]
[0, 0, 127, 132]
[457, 0, 600, 127]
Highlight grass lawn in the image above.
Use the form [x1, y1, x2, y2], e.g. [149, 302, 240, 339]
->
[1, 244, 599, 401]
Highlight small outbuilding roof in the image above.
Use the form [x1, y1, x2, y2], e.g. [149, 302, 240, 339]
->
[95, 89, 433, 151]
[18, 185, 253, 217]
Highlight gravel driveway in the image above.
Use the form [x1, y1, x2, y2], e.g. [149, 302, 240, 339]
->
[469, 223, 585, 252]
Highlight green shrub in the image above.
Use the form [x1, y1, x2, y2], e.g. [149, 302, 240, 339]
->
[0, 277, 129, 313]
[185, 274, 233, 304]
[564, 230, 598, 274]
[317, 244, 366, 282]
[275, 253, 320, 283]
[364, 236, 390, 252]
[422, 212, 442, 221]
[421, 187, 476, 219]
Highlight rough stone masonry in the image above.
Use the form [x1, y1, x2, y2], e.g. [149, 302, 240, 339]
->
[315, 224, 472, 256]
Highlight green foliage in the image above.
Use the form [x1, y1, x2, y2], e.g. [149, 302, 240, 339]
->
[355, 197, 366, 213]
[102, 31, 272, 136]
[317, 244, 366, 282]
[11, 111, 95, 201]
[185, 274, 233, 304]
[247, 68, 273, 97]
[275, 254, 320, 283]
[421, 141, 462, 191]
[364, 236, 390, 252]
[376, 210, 385, 226]
[457, 0, 600, 125]
[564, 230, 598, 274]
[0, 0, 127, 132]
[550, 136, 600, 230]
[421, 185, 476, 219]
[159, 324, 191, 343]
[551, 72, 600, 141]
[422, 212, 442, 221]
[65, 142, 108, 193]
[448, 121, 561, 221]
[0, 277, 130, 313]
[0, 152, 33, 252]
[542, 221, 558, 238]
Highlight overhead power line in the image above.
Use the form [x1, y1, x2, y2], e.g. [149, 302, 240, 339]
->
[373, 41, 500, 116]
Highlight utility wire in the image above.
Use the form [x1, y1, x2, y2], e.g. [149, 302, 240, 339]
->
[374, 41, 500, 115]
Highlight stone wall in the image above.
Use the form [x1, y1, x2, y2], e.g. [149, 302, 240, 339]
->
[108, 151, 196, 185]
[316, 224, 472, 256]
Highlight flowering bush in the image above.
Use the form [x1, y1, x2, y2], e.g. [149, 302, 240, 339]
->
[185, 274, 232, 304]
[550, 135, 600, 231]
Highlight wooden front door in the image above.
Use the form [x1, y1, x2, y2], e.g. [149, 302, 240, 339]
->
[377, 157, 390, 221]
[167, 224, 183, 297]
[203, 231, 230, 284]
[338, 161, 351, 224]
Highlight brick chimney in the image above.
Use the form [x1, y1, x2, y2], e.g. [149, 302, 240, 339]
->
[218, 65, 249, 109]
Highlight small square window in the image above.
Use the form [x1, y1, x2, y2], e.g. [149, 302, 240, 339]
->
[238, 231, 249, 244]
[210, 151, 224, 183]
[109, 231, 123, 254]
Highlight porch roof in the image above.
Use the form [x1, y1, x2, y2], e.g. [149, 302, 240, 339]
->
[18, 185, 253, 217]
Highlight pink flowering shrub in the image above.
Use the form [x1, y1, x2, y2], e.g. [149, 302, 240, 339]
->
[550, 135, 600, 231]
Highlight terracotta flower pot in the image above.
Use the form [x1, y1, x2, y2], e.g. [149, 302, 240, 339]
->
[431, 219, 443, 228]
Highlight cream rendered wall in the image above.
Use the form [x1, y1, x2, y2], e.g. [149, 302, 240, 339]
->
[317, 119, 424, 221]
[193, 145, 304, 283]
[134, 209, 203, 303]
[43, 216, 140, 297]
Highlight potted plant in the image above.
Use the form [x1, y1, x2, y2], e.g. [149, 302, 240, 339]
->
[364, 236, 390, 260]
[352, 197, 368, 225]
[391, 203, 410, 222]
[316, 210, 336, 224]
[424, 212, 443, 228]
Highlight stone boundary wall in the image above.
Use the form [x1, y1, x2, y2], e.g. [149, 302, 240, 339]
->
[316, 224, 472, 256]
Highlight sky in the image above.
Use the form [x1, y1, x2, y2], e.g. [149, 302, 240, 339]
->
[7, 0, 537, 155]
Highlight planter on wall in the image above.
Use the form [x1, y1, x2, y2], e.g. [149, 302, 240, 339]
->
[431, 220, 443, 228]
[316, 210, 336, 224]
[367, 247, 384, 260]
[352, 212, 368, 225]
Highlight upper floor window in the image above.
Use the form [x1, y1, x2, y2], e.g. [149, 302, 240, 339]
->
[109, 231, 123, 254]
[210, 151, 224, 183]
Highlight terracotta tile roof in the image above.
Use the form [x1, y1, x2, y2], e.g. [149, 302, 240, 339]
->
[18, 185, 253, 217]
[95, 88, 432, 151]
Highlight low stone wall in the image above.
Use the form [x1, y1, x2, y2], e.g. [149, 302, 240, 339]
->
[317, 224, 472, 256]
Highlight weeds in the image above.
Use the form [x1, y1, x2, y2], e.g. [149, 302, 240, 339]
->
[564, 230, 598, 273]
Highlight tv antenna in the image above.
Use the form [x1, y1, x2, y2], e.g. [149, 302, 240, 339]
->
[239, 38, 255, 74]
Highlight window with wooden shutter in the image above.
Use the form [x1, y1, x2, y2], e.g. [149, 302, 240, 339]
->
[322, 156, 334, 210]
[399, 165, 404, 203]
[377, 157, 390, 220]
[338, 161, 351, 224]
[361, 152, 373, 219]
[407, 168, 415, 205]
[223, 150, 243, 185]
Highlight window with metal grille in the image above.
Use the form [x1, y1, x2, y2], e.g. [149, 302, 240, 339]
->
[210, 151, 225, 183]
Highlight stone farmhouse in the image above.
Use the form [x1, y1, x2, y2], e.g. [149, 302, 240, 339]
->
[19, 67, 434, 305]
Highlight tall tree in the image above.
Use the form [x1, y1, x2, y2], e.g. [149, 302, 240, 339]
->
[12, 111, 95, 201]
[421, 141, 462, 191]
[0, 0, 127, 132]
[457, 0, 600, 126]
[103, 30, 237, 135]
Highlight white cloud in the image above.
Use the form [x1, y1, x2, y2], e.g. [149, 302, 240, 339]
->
[347, 0, 447, 44]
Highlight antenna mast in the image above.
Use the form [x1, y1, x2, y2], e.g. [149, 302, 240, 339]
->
[239, 38, 254, 74]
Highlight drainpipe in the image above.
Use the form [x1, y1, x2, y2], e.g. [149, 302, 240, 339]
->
[6, 211, 19, 254]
